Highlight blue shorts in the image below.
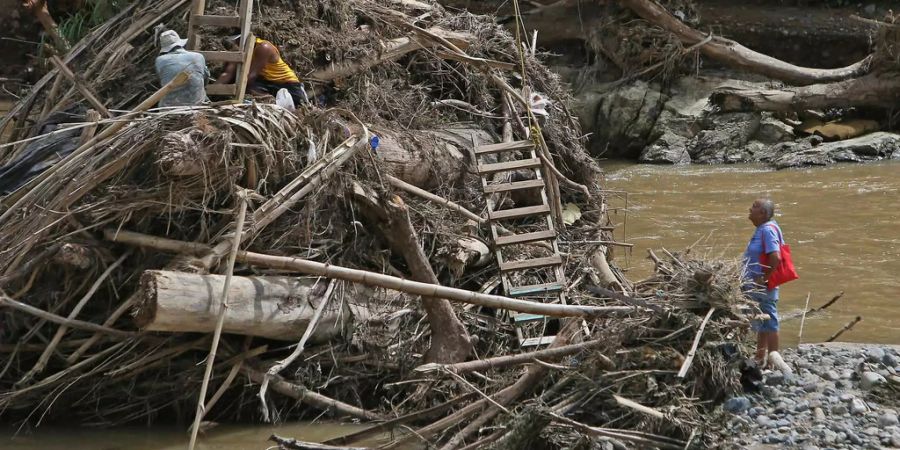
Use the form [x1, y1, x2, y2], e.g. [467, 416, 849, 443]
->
[749, 290, 779, 332]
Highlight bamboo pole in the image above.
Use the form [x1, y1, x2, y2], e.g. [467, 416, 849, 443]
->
[676, 307, 715, 378]
[798, 292, 811, 345]
[416, 338, 613, 374]
[188, 192, 247, 450]
[107, 228, 631, 318]
[48, 55, 111, 118]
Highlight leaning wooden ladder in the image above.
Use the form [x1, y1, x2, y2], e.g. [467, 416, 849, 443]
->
[473, 138, 568, 347]
[185, 0, 255, 101]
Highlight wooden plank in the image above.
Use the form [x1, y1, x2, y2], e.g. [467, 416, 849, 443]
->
[512, 313, 548, 323]
[495, 230, 556, 247]
[488, 204, 550, 221]
[483, 179, 545, 194]
[186, 0, 207, 50]
[238, 0, 253, 48]
[475, 140, 533, 155]
[521, 336, 555, 347]
[206, 83, 237, 96]
[198, 50, 245, 63]
[477, 158, 541, 174]
[508, 282, 564, 297]
[192, 14, 241, 27]
[499, 255, 563, 272]
[235, 32, 255, 102]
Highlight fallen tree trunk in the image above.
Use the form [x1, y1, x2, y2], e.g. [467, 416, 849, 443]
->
[709, 73, 900, 112]
[138, 271, 357, 341]
[617, 0, 872, 85]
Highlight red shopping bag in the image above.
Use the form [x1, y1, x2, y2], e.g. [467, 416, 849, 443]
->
[760, 224, 799, 289]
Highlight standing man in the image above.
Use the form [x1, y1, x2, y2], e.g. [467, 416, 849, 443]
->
[155, 29, 209, 107]
[217, 35, 307, 106]
[744, 198, 785, 368]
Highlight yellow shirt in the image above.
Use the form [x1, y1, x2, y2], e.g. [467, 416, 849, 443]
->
[256, 38, 300, 83]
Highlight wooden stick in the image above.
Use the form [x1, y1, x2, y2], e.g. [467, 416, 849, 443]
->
[322, 393, 477, 446]
[782, 291, 845, 321]
[0, 295, 134, 338]
[260, 279, 336, 422]
[22, 251, 129, 382]
[826, 316, 862, 342]
[48, 55, 111, 118]
[105, 230, 630, 318]
[612, 394, 666, 420]
[386, 175, 486, 224]
[676, 307, 715, 378]
[549, 413, 686, 449]
[269, 435, 368, 450]
[243, 366, 384, 420]
[416, 338, 612, 374]
[798, 292, 811, 345]
[188, 192, 247, 450]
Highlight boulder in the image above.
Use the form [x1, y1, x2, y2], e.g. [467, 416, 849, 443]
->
[689, 112, 762, 163]
[774, 132, 900, 169]
[754, 114, 795, 144]
[579, 81, 666, 158]
[639, 132, 691, 164]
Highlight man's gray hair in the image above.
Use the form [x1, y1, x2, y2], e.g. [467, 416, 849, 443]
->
[758, 198, 775, 220]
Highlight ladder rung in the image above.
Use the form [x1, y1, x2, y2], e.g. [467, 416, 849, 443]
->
[192, 14, 241, 28]
[499, 255, 563, 272]
[521, 336, 556, 347]
[508, 282, 564, 297]
[477, 158, 541, 174]
[513, 313, 548, 323]
[495, 230, 556, 247]
[206, 84, 237, 96]
[488, 204, 550, 221]
[198, 50, 245, 63]
[483, 179, 545, 194]
[475, 140, 534, 155]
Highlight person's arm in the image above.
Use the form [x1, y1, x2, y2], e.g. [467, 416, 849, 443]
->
[763, 250, 782, 282]
[246, 42, 277, 86]
[758, 225, 782, 284]
[216, 62, 238, 84]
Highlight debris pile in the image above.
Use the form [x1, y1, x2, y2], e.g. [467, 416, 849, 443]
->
[0, 0, 762, 447]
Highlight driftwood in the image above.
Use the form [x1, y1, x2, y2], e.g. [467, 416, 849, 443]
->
[352, 183, 474, 363]
[415, 338, 613, 374]
[109, 229, 629, 318]
[617, 0, 872, 86]
[826, 316, 863, 342]
[709, 74, 900, 112]
[269, 434, 368, 450]
[137, 271, 352, 342]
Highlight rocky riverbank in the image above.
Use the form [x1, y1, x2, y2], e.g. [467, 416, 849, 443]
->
[718, 343, 900, 449]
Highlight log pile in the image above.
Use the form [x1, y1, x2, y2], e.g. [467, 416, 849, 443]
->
[1, 0, 764, 447]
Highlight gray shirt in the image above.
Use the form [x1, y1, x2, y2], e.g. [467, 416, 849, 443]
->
[154, 48, 209, 107]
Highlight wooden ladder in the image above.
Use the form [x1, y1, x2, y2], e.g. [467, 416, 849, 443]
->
[473, 139, 568, 347]
[185, 0, 255, 101]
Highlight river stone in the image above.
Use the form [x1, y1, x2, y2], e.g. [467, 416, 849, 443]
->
[639, 131, 691, 164]
[823, 370, 840, 381]
[867, 347, 886, 363]
[757, 415, 771, 426]
[860, 371, 886, 390]
[892, 433, 900, 447]
[832, 404, 848, 415]
[774, 132, 900, 168]
[766, 372, 786, 386]
[880, 413, 900, 427]
[754, 114, 795, 143]
[851, 398, 868, 415]
[724, 396, 751, 413]
[883, 352, 898, 367]
[689, 113, 761, 163]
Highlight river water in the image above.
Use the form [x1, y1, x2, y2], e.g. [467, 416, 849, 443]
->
[602, 160, 900, 346]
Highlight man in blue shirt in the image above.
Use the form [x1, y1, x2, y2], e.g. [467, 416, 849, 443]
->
[155, 30, 209, 107]
[744, 198, 784, 367]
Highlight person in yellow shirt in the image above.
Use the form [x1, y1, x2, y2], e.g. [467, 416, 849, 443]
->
[217, 36, 307, 106]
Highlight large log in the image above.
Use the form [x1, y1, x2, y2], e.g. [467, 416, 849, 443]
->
[710, 73, 900, 112]
[617, 0, 872, 86]
[138, 271, 367, 341]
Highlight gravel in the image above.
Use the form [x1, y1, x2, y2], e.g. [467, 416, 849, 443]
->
[716, 343, 900, 449]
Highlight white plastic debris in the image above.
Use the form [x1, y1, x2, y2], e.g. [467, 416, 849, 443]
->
[275, 88, 296, 111]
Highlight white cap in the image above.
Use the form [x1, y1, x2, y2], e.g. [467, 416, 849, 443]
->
[159, 30, 188, 53]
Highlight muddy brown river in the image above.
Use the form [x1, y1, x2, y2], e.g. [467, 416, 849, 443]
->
[603, 160, 899, 346]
